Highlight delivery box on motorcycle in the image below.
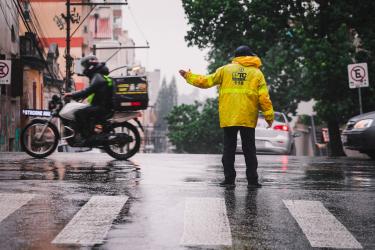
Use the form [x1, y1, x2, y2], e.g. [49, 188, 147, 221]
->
[112, 76, 149, 111]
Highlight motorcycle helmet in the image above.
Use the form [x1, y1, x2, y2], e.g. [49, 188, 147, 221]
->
[81, 55, 100, 78]
[234, 45, 255, 57]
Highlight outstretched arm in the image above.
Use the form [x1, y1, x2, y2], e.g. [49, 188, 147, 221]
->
[179, 67, 223, 89]
[66, 75, 104, 100]
[63, 84, 98, 100]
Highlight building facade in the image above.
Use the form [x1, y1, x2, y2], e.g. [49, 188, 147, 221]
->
[0, 1, 22, 151]
[29, 0, 90, 91]
[87, 0, 136, 76]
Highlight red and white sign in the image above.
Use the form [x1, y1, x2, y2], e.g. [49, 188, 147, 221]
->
[348, 63, 369, 88]
[0, 60, 11, 85]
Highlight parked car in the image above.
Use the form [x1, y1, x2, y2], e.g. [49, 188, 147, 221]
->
[341, 111, 375, 160]
[237, 112, 299, 155]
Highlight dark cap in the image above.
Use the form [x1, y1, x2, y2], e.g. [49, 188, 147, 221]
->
[234, 45, 255, 57]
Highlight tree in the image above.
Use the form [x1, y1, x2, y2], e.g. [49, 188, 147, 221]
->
[288, 2, 375, 155]
[155, 77, 169, 131]
[181, 0, 375, 156]
[154, 76, 179, 152]
[166, 103, 201, 153]
[262, 42, 310, 117]
[294, 23, 358, 156]
[167, 98, 223, 153]
[181, 0, 307, 116]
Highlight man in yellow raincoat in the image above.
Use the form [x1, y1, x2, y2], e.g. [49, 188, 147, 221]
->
[179, 45, 274, 188]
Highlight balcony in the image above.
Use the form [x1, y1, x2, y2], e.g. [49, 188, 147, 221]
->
[20, 32, 44, 70]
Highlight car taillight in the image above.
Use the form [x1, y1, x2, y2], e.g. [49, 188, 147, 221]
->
[121, 102, 142, 107]
[274, 125, 289, 131]
[131, 102, 141, 106]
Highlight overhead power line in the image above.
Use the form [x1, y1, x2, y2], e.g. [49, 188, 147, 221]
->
[29, 3, 50, 47]
[70, 2, 128, 6]
[127, 4, 149, 45]
[94, 46, 151, 50]
[12, 0, 56, 84]
[70, 5, 97, 37]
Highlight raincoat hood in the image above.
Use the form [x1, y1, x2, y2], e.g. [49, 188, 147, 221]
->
[232, 56, 262, 68]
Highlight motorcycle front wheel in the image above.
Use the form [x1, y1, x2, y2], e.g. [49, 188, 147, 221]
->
[21, 119, 59, 158]
[104, 122, 141, 160]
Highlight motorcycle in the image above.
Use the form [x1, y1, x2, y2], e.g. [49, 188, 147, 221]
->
[21, 95, 143, 160]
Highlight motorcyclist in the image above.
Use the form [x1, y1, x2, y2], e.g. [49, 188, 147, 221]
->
[64, 55, 113, 142]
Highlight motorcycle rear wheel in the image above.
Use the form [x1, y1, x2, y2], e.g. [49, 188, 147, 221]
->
[21, 119, 59, 158]
[104, 122, 140, 160]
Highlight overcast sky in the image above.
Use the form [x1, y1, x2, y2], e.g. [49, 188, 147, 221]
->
[123, 0, 217, 99]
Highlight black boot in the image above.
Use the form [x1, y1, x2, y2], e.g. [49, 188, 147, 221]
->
[219, 178, 235, 187]
[247, 180, 262, 188]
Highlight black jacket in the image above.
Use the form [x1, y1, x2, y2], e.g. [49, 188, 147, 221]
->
[71, 64, 113, 110]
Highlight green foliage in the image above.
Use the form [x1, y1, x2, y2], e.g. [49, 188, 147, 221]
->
[182, 0, 375, 116]
[181, 0, 307, 116]
[298, 114, 323, 127]
[262, 42, 309, 116]
[167, 98, 223, 153]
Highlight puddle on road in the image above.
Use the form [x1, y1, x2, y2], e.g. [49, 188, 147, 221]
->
[183, 177, 204, 183]
[0, 158, 140, 183]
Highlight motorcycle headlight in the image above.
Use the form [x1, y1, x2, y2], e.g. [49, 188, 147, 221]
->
[353, 119, 373, 129]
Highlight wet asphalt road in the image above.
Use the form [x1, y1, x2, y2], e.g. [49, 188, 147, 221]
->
[0, 152, 374, 250]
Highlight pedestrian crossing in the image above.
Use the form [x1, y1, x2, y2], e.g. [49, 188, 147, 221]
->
[284, 200, 363, 249]
[0, 193, 365, 248]
[180, 197, 232, 246]
[0, 193, 35, 223]
[52, 195, 129, 245]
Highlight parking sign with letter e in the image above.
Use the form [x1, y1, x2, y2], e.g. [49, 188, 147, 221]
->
[348, 63, 369, 88]
[0, 60, 11, 85]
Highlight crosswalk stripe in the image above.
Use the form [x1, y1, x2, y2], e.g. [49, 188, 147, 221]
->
[283, 200, 362, 249]
[0, 193, 35, 223]
[180, 197, 232, 246]
[52, 195, 129, 246]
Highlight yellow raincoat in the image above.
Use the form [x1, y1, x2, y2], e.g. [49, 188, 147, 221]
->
[184, 56, 274, 128]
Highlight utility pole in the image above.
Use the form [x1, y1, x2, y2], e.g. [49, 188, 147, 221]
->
[358, 87, 363, 114]
[310, 115, 320, 156]
[63, 0, 129, 92]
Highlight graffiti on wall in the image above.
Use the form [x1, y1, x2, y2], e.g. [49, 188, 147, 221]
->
[0, 97, 21, 151]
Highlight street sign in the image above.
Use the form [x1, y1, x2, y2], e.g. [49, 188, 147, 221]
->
[348, 63, 369, 88]
[22, 109, 51, 117]
[0, 60, 11, 85]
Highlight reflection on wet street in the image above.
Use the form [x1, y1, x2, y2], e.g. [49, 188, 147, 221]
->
[0, 153, 374, 249]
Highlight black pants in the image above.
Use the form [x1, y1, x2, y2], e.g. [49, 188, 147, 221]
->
[222, 126, 258, 182]
[74, 106, 107, 138]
